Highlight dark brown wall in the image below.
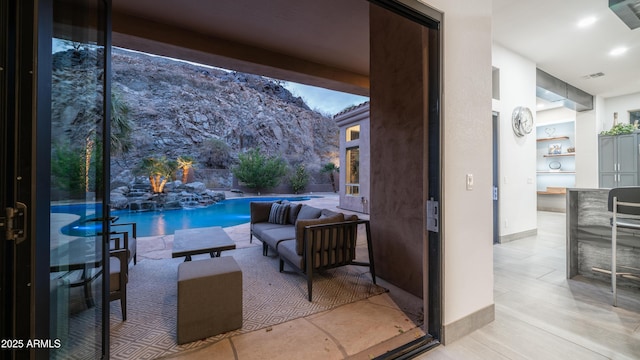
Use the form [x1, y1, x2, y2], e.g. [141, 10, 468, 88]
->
[369, 5, 428, 298]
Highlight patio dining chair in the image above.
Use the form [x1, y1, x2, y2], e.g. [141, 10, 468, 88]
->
[111, 222, 138, 265]
[110, 248, 129, 321]
[87, 216, 138, 265]
[608, 187, 640, 307]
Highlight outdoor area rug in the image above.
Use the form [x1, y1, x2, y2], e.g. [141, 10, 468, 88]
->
[108, 246, 386, 359]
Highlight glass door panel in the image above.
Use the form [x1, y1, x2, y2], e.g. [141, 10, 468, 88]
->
[49, 1, 109, 358]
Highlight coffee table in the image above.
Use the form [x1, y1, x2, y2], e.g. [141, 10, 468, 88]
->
[172, 226, 236, 261]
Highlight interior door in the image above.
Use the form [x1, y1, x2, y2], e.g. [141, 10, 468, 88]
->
[1, 0, 111, 358]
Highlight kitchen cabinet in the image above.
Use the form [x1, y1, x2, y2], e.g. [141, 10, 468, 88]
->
[598, 133, 638, 188]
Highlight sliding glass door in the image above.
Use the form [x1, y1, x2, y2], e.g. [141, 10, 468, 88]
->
[1, 0, 111, 358]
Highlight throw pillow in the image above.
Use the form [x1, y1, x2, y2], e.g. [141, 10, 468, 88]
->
[296, 205, 322, 220]
[288, 203, 302, 224]
[251, 201, 279, 223]
[268, 203, 289, 225]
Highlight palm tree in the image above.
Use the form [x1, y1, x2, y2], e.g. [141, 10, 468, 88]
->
[177, 155, 195, 183]
[110, 91, 132, 155]
[321, 162, 339, 193]
[140, 157, 177, 193]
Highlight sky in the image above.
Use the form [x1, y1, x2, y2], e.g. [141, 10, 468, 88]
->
[281, 82, 369, 117]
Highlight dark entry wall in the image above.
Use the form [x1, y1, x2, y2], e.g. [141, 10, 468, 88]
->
[369, 4, 428, 298]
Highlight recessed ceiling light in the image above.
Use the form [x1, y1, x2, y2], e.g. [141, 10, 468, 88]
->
[537, 103, 545, 109]
[577, 16, 597, 28]
[609, 47, 628, 56]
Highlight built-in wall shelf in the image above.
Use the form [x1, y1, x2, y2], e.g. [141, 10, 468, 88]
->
[537, 121, 575, 200]
[537, 136, 570, 142]
[537, 186, 567, 195]
[543, 153, 575, 157]
[537, 171, 576, 174]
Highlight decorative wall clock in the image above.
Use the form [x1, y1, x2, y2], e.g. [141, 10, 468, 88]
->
[511, 106, 534, 137]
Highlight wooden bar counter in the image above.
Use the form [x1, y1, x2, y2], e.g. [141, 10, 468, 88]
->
[566, 188, 640, 287]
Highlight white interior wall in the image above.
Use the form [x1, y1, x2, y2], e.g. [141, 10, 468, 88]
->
[420, 0, 494, 331]
[575, 103, 599, 188]
[602, 92, 640, 131]
[492, 44, 537, 238]
[411, 0, 637, 343]
[537, 107, 575, 125]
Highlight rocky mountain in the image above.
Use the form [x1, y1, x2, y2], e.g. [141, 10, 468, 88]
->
[51, 46, 340, 191]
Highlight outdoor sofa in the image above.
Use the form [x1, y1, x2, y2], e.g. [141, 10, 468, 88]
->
[250, 201, 376, 301]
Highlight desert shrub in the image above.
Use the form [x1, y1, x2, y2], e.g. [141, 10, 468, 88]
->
[51, 142, 85, 194]
[51, 139, 103, 195]
[232, 148, 286, 193]
[289, 163, 310, 194]
[201, 138, 232, 169]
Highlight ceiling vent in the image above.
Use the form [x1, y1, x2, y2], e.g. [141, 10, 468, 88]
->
[581, 72, 605, 80]
[609, 0, 640, 29]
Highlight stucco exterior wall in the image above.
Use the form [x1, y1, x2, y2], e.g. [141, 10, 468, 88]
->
[370, 5, 427, 298]
[335, 103, 371, 214]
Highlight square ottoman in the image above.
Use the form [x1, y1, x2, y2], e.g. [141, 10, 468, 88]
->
[177, 256, 242, 344]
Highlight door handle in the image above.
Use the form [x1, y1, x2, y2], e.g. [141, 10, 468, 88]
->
[6, 202, 27, 244]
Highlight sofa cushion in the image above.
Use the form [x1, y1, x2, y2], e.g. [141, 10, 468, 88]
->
[268, 203, 289, 224]
[261, 227, 295, 251]
[251, 201, 279, 223]
[109, 256, 121, 292]
[295, 213, 344, 255]
[296, 205, 322, 220]
[282, 200, 302, 225]
[252, 222, 289, 239]
[320, 209, 339, 218]
[287, 203, 302, 224]
[278, 240, 303, 270]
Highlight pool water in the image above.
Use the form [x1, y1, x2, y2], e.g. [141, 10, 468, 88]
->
[52, 196, 315, 237]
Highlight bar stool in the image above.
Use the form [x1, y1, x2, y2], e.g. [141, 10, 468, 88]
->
[608, 187, 640, 307]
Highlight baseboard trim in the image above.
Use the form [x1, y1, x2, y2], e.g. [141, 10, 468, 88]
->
[441, 303, 495, 345]
[499, 228, 537, 243]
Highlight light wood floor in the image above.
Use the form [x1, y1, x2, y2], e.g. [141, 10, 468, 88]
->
[419, 211, 640, 360]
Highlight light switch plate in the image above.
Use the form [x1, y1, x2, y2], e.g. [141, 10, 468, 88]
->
[466, 174, 473, 190]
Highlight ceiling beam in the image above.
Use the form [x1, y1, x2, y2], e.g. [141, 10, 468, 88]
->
[112, 11, 370, 96]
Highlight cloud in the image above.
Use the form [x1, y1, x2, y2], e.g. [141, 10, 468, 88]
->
[282, 82, 369, 117]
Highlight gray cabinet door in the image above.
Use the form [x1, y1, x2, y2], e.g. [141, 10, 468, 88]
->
[598, 136, 616, 173]
[619, 172, 638, 187]
[617, 134, 637, 173]
[600, 173, 616, 188]
[598, 134, 640, 188]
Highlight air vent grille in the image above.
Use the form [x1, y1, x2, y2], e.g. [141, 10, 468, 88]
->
[582, 72, 605, 79]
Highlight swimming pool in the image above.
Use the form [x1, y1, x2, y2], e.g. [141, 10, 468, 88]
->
[52, 196, 316, 237]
